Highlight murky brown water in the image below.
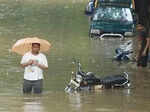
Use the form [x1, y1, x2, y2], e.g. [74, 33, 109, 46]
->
[0, 0, 150, 112]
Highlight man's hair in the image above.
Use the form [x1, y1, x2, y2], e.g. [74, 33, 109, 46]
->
[32, 43, 40, 46]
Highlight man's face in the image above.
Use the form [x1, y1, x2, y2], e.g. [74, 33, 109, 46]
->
[32, 43, 40, 53]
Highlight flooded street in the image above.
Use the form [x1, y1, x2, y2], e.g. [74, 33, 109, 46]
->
[0, 0, 150, 112]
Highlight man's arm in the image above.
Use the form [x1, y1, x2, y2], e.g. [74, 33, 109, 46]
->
[143, 37, 150, 56]
[32, 60, 48, 70]
[21, 60, 33, 68]
[37, 63, 48, 70]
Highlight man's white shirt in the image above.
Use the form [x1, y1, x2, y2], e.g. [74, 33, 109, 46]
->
[21, 52, 48, 81]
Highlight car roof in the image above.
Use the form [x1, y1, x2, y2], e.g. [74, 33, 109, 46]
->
[97, 0, 133, 8]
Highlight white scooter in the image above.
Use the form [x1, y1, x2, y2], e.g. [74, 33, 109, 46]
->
[114, 40, 134, 61]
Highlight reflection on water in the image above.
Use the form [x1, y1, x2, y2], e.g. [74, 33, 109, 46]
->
[66, 89, 132, 112]
[68, 93, 82, 111]
[23, 96, 44, 112]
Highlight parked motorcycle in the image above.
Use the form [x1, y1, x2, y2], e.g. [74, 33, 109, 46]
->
[65, 59, 130, 93]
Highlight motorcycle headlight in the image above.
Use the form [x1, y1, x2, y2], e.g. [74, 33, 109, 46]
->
[76, 75, 82, 83]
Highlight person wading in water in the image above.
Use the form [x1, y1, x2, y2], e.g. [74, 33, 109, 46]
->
[135, 0, 150, 68]
[20, 43, 48, 94]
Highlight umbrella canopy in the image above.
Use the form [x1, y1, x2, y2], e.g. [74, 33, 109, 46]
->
[11, 37, 51, 55]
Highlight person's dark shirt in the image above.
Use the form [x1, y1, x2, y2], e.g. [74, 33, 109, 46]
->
[138, 30, 148, 53]
[135, 0, 150, 29]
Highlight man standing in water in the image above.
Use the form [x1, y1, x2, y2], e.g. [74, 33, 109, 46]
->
[136, 26, 150, 68]
[20, 43, 48, 94]
[135, 0, 150, 68]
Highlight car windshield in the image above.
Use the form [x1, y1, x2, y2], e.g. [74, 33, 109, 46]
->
[93, 7, 133, 22]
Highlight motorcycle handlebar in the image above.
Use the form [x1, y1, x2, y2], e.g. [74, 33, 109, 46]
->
[72, 58, 82, 72]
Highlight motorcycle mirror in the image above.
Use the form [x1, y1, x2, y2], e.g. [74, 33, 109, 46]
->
[72, 58, 76, 64]
[72, 61, 75, 64]
[72, 71, 74, 75]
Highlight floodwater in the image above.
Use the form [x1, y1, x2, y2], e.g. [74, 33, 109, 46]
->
[0, 0, 150, 112]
